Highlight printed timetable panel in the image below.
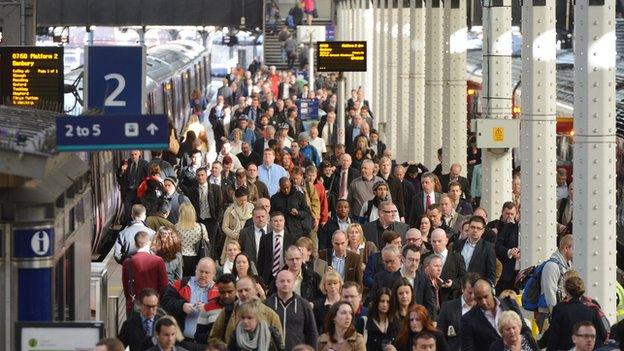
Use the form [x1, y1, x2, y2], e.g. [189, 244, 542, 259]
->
[316, 41, 367, 72]
[0, 46, 64, 111]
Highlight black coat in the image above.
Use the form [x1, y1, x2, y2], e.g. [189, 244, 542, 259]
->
[118, 313, 155, 351]
[117, 158, 148, 194]
[371, 270, 438, 320]
[455, 199, 474, 216]
[546, 297, 608, 351]
[453, 238, 497, 284]
[267, 265, 322, 303]
[237, 151, 262, 169]
[270, 190, 311, 238]
[423, 251, 466, 303]
[185, 181, 224, 222]
[400, 180, 417, 220]
[441, 174, 471, 199]
[363, 220, 410, 249]
[495, 222, 520, 283]
[409, 192, 442, 228]
[436, 298, 463, 351]
[257, 231, 296, 286]
[238, 225, 263, 264]
[460, 297, 532, 351]
[366, 316, 400, 350]
[380, 175, 406, 219]
[318, 215, 356, 251]
[330, 166, 361, 205]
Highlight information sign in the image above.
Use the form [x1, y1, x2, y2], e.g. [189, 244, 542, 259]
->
[0, 46, 64, 111]
[56, 114, 169, 152]
[297, 98, 320, 121]
[85, 46, 145, 114]
[316, 41, 367, 72]
[13, 227, 54, 258]
[16, 322, 104, 351]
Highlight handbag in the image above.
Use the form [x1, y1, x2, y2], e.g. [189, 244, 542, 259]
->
[168, 129, 180, 155]
[194, 224, 211, 258]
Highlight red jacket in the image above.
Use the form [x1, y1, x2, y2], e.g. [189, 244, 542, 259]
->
[314, 181, 329, 224]
[122, 252, 168, 313]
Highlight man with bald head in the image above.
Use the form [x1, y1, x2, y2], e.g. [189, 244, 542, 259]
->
[441, 163, 470, 199]
[332, 153, 361, 204]
[405, 228, 429, 255]
[162, 257, 219, 347]
[424, 229, 466, 303]
[266, 269, 318, 350]
[460, 279, 531, 351]
[208, 276, 283, 345]
[318, 230, 363, 284]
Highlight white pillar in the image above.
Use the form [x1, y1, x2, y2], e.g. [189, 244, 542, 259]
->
[363, 1, 375, 101]
[385, 0, 399, 156]
[573, 0, 617, 323]
[373, 0, 382, 129]
[480, 0, 513, 217]
[442, 0, 467, 175]
[409, 0, 426, 163]
[520, 0, 558, 267]
[424, 0, 444, 169]
[338, 75, 347, 145]
[378, 0, 388, 128]
[397, 0, 411, 162]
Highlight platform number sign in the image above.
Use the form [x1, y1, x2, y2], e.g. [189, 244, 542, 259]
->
[13, 228, 54, 258]
[85, 46, 146, 115]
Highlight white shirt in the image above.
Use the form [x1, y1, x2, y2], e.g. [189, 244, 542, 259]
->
[461, 240, 478, 268]
[309, 136, 327, 154]
[438, 248, 448, 266]
[556, 185, 568, 202]
[337, 216, 352, 232]
[254, 225, 268, 254]
[461, 295, 471, 315]
[482, 299, 503, 335]
[400, 266, 416, 287]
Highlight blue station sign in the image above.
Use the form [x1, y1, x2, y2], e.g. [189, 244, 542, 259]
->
[56, 115, 169, 152]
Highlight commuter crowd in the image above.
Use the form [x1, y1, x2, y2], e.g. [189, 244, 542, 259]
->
[97, 58, 624, 351]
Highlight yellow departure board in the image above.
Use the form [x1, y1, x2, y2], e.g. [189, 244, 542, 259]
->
[316, 41, 367, 72]
[0, 47, 64, 111]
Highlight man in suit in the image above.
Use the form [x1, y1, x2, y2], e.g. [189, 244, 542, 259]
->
[448, 181, 473, 216]
[317, 111, 337, 151]
[495, 215, 520, 293]
[114, 204, 155, 263]
[394, 165, 417, 219]
[243, 95, 264, 123]
[439, 194, 466, 235]
[257, 212, 295, 287]
[318, 199, 355, 251]
[318, 230, 363, 284]
[186, 167, 224, 256]
[146, 318, 189, 351]
[460, 279, 531, 351]
[331, 153, 361, 205]
[122, 232, 168, 316]
[363, 201, 410, 247]
[238, 206, 270, 264]
[436, 272, 480, 351]
[118, 288, 162, 351]
[117, 150, 148, 224]
[344, 111, 363, 152]
[252, 125, 275, 156]
[453, 216, 497, 284]
[378, 157, 406, 219]
[441, 163, 471, 199]
[425, 229, 466, 303]
[409, 173, 442, 228]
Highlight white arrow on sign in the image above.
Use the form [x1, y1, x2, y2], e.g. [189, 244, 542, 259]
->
[146, 123, 159, 136]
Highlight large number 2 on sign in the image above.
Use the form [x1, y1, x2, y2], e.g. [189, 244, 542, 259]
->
[104, 73, 127, 107]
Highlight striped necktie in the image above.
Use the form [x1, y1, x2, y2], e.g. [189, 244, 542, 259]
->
[272, 234, 282, 276]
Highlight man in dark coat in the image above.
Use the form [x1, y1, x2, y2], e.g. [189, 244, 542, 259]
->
[117, 150, 148, 224]
[270, 177, 312, 239]
[460, 279, 533, 351]
[363, 201, 410, 247]
[495, 220, 520, 292]
[453, 216, 497, 284]
[185, 167, 224, 255]
[318, 199, 355, 251]
[118, 288, 162, 351]
[257, 213, 296, 287]
[436, 272, 480, 351]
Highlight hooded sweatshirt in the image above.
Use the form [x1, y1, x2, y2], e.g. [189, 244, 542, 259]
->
[265, 292, 319, 350]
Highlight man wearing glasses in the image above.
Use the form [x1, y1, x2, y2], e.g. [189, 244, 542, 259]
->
[571, 321, 596, 351]
[453, 216, 496, 284]
[363, 201, 409, 248]
[118, 288, 162, 351]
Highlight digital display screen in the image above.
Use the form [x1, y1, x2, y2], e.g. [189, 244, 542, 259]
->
[0, 46, 64, 111]
[316, 41, 367, 72]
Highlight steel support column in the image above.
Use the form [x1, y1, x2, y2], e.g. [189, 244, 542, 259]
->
[480, 0, 513, 217]
[424, 0, 444, 169]
[520, 0, 558, 267]
[409, 0, 426, 163]
[397, 0, 412, 162]
[378, 1, 388, 128]
[363, 1, 374, 101]
[373, 0, 382, 129]
[442, 0, 467, 175]
[573, 0, 617, 322]
[385, 0, 399, 156]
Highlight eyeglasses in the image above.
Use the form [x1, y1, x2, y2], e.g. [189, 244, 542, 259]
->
[142, 304, 158, 309]
[469, 225, 485, 231]
[574, 334, 596, 340]
[382, 210, 398, 213]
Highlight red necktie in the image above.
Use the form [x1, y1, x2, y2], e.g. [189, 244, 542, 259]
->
[426, 194, 432, 209]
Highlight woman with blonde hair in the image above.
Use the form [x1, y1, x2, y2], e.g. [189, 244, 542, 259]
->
[346, 223, 378, 268]
[151, 227, 183, 284]
[228, 301, 285, 351]
[229, 128, 244, 155]
[182, 114, 207, 153]
[175, 202, 209, 276]
[313, 270, 344, 332]
[221, 187, 254, 262]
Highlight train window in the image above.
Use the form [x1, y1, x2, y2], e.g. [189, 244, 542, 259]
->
[147, 92, 154, 114]
[556, 135, 573, 165]
[180, 74, 187, 107]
